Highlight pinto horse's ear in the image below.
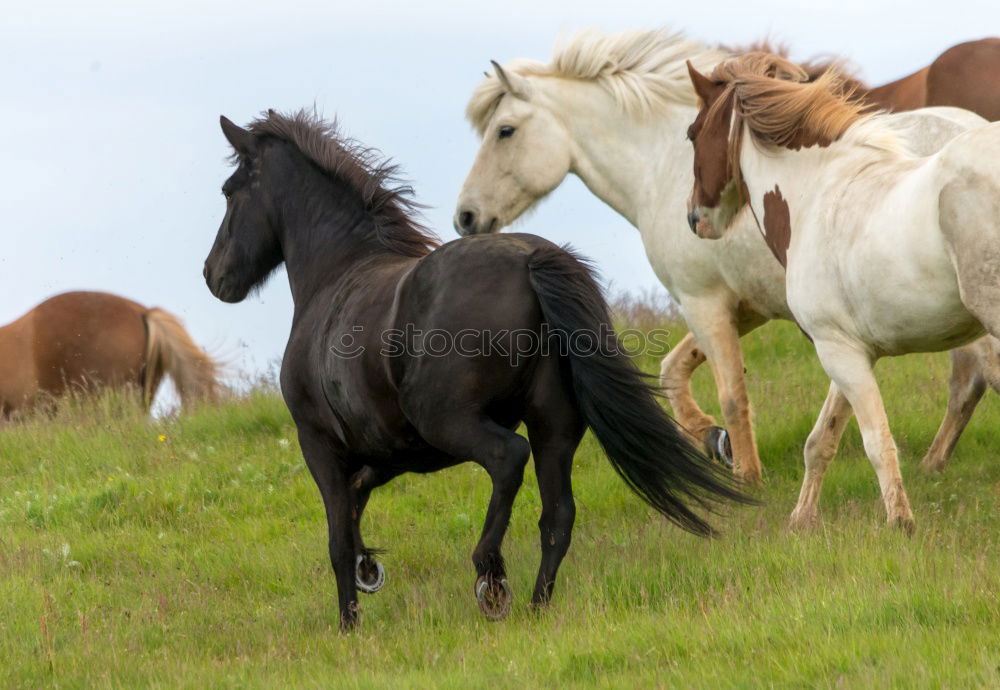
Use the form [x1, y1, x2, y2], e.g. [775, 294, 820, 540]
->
[220, 115, 256, 157]
[491, 60, 531, 99]
[686, 60, 719, 105]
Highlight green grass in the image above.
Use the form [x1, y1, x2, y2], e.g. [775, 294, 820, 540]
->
[1, 321, 998, 688]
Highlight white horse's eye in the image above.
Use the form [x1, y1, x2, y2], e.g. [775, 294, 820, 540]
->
[498, 125, 516, 140]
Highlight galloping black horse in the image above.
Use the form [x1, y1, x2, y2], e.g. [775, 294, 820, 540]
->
[203, 110, 748, 629]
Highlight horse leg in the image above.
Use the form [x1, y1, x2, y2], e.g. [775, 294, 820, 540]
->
[659, 333, 730, 465]
[789, 381, 854, 530]
[418, 416, 531, 621]
[348, 466, 396, 594]
[524, 363, 586, 608]
[297, 426, 359, 630]
[814, 341, 914, 532]
[921, 344, 986, 473]
[684, 307, 763, 483]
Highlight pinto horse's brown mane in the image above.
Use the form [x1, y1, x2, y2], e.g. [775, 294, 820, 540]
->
[703, 52, 870, 197]
[724, 40, 870, 92]
[248, 109, 439, 258]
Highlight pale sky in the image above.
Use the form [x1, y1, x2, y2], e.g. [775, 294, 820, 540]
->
[2, 0, 997, 388]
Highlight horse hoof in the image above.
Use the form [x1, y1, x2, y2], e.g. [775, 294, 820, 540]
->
[475, 575, 512, 621]
[705, 426, 733, 469]
[355, 554, 385, 594]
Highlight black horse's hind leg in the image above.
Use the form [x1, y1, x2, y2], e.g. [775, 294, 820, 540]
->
[348, 466, 396, 593]
[525, 364, 586, 607]
[297, 427, 359, 631]
[418, 416, 530, 620]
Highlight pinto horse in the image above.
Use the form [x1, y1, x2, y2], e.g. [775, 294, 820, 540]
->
[203, 109, 747, 630]
[455, 28, 988, 484]
[685, 53, 1000, 531]
[0, 291, 219, 417]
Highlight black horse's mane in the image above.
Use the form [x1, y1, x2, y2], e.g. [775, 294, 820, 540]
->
[247, 109, 440, 258]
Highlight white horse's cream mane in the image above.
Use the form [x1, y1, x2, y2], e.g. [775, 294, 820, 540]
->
[466, 28, 729, 133]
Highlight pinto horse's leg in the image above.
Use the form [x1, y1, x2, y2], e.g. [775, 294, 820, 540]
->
[684, 308, 763, 483]
[921, 344, 987, 473]
[418, 417, 531, 620]
[789, 381, 854, 530]
[813, 341, 914, 532]
[524, 362, 586, 608]
[296, 427, 359, 630]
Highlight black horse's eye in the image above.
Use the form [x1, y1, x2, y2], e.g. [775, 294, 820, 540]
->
[498, 125, 516, 140]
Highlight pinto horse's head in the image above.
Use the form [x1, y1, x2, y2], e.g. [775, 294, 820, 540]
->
[684, 60, 746, 240]
[454, 61, 573, 236]
[204, 116, 284, 303]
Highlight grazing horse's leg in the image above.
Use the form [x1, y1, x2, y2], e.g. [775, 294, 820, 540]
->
[684, 307, 764, 483]
[524, 363, 586, 608]
[789, 382, 854, 530]
[921, 344, 987, 473]
[813, 341, 914, 532]
[418, 417, 530, 620]
[296, 427, 359, 630]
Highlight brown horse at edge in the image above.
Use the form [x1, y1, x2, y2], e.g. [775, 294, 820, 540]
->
[0, 291, 219, 417]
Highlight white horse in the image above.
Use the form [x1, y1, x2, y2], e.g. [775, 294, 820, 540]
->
[455, 28, 987, 485]
[685, 53, 1000, 530]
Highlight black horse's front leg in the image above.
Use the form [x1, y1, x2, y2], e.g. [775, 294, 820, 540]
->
[297, 427, 359, 631]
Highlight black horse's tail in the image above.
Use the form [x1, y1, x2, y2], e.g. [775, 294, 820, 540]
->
[527, 245, 753, 536]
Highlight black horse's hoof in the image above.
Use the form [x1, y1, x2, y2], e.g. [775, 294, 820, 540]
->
[475, 575, 512, 621]
[705, 426, 733, 469]
[355, 554, 385, 594]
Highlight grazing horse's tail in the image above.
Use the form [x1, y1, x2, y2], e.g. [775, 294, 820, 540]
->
[142, 308, 220, 408]
[527, 246, 752, 536]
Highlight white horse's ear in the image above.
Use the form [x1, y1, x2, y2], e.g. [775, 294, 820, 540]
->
[491, 60, 531, 99]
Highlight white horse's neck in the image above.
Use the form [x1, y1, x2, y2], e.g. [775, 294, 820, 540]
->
[537, 77, 697, 229]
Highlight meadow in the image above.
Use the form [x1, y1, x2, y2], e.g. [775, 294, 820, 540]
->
[0, 318, 997, 688]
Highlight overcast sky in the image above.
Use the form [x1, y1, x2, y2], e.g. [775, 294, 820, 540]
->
[2, 0, 997, 388]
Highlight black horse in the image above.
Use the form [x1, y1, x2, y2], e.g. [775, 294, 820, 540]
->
[204, 110, 748, 630]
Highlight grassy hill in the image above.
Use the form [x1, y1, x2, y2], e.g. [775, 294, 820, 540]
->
[1, 320, 997, 687]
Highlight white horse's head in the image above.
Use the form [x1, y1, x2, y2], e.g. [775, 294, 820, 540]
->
[455, 62, 573, 236]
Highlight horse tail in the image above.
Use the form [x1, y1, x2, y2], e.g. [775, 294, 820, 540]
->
[142, 308, 220, 408]
[526, 245, 753, 536]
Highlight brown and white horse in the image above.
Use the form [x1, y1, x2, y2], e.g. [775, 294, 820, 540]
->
[0, 291, 219, 417]
[844, 38, 1000, 472]
[685, 53, 1000, 530]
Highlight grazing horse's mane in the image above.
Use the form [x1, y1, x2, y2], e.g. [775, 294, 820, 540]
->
[467, 28, 729, 133]
[707, 53, 909, 195]
[248, 109, 439, 257]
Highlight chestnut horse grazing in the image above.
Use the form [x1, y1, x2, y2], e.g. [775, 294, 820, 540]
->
[685, 53, 1000, 531]
[204, 109, 748, 630]
[0, 291, 219, 417]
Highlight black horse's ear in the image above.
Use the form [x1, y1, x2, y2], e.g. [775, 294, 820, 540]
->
[220, 115, 256, 157]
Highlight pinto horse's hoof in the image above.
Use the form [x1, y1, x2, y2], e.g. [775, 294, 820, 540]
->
[705, 426, 733, 469]
[355, 554, 386, 594]
[475, 575, 512, 621]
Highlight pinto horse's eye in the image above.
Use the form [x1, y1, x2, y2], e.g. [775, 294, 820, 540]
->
[498, 125, 516, 140]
